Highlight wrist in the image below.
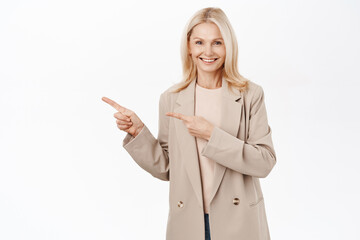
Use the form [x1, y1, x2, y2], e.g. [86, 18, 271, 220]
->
[133, 124, 144, 138]
[207, 125, 214, 141]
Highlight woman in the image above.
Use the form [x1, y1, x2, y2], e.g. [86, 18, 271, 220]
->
[102, 7, 276, 240]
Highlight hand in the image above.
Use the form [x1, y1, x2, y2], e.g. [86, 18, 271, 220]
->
[165, 112, 214, 141]
[102, 96, 144, 137]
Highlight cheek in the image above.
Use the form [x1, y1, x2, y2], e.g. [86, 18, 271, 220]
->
[191, 53, 201, 63]
[217, 47, 226, 56]
[189, 46, 201, 55]
[192, 51, 201, 58]
[218, 50, 226, 62]
[191, 55, 199, 63]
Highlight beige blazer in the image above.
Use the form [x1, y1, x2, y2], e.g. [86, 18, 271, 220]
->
[122, 77, 277, 240]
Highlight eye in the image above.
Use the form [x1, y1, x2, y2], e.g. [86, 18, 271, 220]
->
[195, 41, 202, 45]
[214, 41, 222, 45]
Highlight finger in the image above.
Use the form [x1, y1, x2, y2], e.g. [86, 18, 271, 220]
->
[116, 119, 132, 125]
[167, 112, 192, 122]
[114, 112, 131, 121]
[166, 112, 185, 120]
[102, 96, 127, 113]
[117, 124, 132, 131]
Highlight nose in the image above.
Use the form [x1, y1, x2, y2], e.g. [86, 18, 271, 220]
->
[203, 43, 214, 56]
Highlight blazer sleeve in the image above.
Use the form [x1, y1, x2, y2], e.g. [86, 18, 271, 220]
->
[122, 92, 170, 181]
[200, 85, 277, 178]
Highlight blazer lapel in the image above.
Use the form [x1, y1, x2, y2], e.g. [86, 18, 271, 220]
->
[173, 77, 243, 209]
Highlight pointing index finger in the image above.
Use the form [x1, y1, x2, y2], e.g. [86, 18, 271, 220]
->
[166, 112, 187, 121]
[102, 96, 126, 113]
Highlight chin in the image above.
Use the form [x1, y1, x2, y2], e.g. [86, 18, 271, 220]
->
[199, 68, 222, 73]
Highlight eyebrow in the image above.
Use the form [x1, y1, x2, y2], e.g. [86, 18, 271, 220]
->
[192, 37, 224, 41]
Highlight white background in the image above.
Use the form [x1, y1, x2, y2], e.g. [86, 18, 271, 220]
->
[1, 0, 359, 239]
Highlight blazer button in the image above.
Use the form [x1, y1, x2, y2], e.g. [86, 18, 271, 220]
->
[177, 201, 184, 208]
[233, 198, 240, 205]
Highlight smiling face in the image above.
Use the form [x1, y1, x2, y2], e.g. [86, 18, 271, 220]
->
[188, 22, 226, 75]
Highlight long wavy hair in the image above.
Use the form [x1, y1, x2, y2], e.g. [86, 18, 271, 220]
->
[170, 7, 250, 94]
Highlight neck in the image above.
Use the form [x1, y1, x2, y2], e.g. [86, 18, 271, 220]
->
[196, 71, 223, 89]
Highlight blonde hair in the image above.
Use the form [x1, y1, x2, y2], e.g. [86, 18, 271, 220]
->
[170, 7, 249, 94]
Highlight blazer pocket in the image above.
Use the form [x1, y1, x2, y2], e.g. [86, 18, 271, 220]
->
[249, 196, 264, 208]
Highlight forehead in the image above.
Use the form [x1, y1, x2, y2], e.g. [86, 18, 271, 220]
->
[190, 22, 223, 39]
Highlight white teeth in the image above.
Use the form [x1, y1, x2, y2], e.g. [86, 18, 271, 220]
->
[201, 58, 216, 62]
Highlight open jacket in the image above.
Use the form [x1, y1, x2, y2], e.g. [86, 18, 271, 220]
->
[122, 77, 277, 240]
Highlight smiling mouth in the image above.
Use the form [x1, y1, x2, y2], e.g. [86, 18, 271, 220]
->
[199, 57, 218, 63]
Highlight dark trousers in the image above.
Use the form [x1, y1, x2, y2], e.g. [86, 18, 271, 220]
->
[204, 213, 211, 240]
